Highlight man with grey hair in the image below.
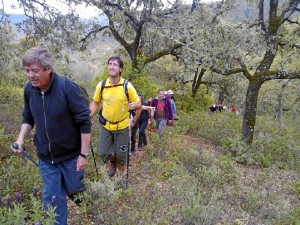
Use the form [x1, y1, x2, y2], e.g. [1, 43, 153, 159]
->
[12, 47, 91, 225]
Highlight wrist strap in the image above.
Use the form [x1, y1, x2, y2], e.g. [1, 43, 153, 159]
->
[79, 153, 88, 158]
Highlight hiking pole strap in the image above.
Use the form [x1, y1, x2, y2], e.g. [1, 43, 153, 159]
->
[90, 142, 98, 175]
[22, 151, 39, 167]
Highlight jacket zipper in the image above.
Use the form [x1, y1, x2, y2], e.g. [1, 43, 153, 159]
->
[42, 92, 54, 164]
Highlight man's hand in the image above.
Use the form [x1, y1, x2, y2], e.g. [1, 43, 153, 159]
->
[76, 156, 88, 171]
[130, 120, 136, 128]
[128, 101, 136, 111]
[11, 142, 24, 154]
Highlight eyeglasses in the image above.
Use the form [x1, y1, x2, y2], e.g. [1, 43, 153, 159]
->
[24, 68, 45, 75]
[108, 63, 120, 67]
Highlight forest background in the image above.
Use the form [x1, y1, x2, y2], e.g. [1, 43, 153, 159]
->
[0, 0, 299, 224]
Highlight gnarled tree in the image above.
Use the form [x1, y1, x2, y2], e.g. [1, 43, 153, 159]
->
[170, 0, 300, 143]
[11, 0, 188, 72]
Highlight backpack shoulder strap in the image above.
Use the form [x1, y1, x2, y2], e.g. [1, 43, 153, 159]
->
[123, 79, 129, 101]
[100, 78, 129, 101]
[100, 79, 107, 95]
[58, 76, 67, 102]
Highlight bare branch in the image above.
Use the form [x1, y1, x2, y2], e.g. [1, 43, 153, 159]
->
[286, 18, 300, 26]
[0, 0, 4, 22]
[190, 0, 199, 13]
[79, 25, 109, 43]
[278, 41, 300, 49]
[258, 0, 266, 31]
[264, 69, 300, 81]
[211, 0, 232, 24]
[144, 43, 184, 65]
[210, 66, 252, 80]
[280, 0, 300, 24]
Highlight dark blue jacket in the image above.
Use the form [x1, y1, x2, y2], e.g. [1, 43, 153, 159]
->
[138, 101, 150, 122]
[22, 72, 91, 163]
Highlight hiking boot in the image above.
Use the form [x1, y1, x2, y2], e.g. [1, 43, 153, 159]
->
[107, 161, 117, 177]
[117, 163, 126, 175]
[68, 191, 84, 207]
[143, 135, 147, 146]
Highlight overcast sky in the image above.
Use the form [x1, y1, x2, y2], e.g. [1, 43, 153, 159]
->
[3, 0, 219, 18]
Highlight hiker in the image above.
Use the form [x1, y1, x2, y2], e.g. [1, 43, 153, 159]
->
[130, 105, 142, 156]
[89, 56, 141, 177]
[151, 89, 173, 132]
[11, 47, 91, 225]
[147, 97, 155, 131]
[229, 104, 237, 113]
[137, 94, 150, 150]
[167, 89, 177, 125]
[209, 103, 219, 112]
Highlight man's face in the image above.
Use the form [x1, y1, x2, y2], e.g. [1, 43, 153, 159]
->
[24, 63, 51, 91]
[158, 91, 164, 100]
[108, 59, 122, 77]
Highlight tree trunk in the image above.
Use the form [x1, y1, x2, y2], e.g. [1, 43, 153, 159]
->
[242, 79, 263, 144]
[275, 80, 290, 129]
[275, 92, 284, 129]
[218, 90, 224, 104]
[191, 68, 206, 98]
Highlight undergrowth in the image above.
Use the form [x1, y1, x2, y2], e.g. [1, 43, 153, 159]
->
[0, 85, 299, 224]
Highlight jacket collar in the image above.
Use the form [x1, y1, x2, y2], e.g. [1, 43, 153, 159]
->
[30, 71, 58, 93]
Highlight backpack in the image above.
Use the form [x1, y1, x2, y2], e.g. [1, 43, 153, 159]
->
[98, 78, 130, 125]
[100, 78, 129, 101]
[59, 76, 90, 108]
[25, 76, 90, 108]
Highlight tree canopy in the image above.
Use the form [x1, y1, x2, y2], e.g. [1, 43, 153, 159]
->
[2, 0, 300, 143]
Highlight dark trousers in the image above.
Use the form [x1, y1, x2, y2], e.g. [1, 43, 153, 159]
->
[138, 120, 148, 148]
[131, 122, 138, 152]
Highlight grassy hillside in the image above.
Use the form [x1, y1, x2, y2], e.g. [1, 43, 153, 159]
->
[0, 83, 299, 224]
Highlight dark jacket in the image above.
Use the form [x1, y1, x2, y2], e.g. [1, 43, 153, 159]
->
[138, 101, 150, 122]
[22, 72, 91, 163]
[152, 97, 173, 120]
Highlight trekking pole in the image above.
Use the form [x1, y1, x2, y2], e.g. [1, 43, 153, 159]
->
[11, 143, 39, 167]
[90, 141, 98, 175]
[126, 102, 133, 189]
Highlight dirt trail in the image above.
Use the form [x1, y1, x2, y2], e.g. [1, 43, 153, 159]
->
[67, 131, 258, 224]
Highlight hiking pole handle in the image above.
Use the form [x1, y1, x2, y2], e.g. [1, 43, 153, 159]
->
[11, 143, 39, 167]
[128, 101, 133, 111]
[12, 143, 19, 150]
[128, 101, 136, 118]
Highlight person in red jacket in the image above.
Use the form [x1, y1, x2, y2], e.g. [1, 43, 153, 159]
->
[229, 105, 237, 113]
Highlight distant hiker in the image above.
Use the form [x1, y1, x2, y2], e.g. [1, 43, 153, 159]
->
[229, 105, 237, 113]
[89, 56, 141, 177]
[147, 97, 155, 131]
[167, 89, 177, 125]
[151, 89, 173, 132]
[222, 105, 228, 111]
[11, 47, 91, 225]
[218, 104, 225, 112]
[130, 105, 142, 156]
[137, 94, 150, 150]
[209, 103, 219, 112]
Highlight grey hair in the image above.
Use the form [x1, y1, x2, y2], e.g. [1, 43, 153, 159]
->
[22, 47, 53, 69]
